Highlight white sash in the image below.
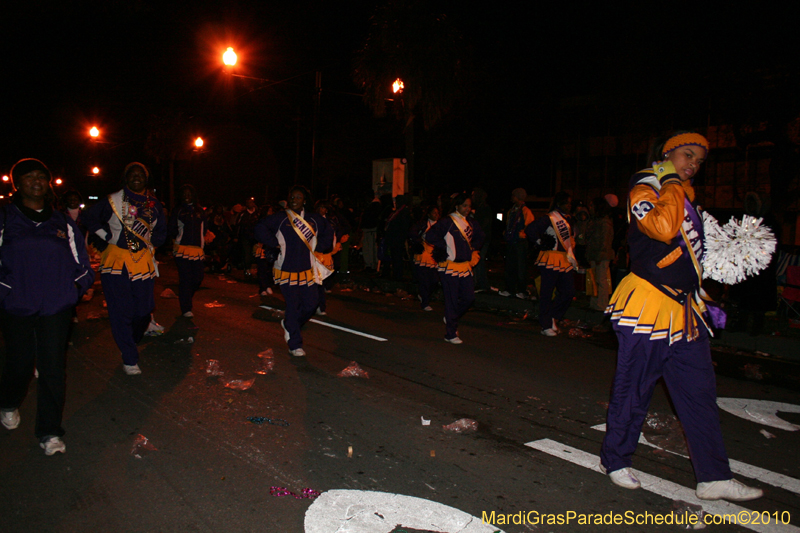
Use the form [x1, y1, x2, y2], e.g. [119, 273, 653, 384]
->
[286, 209, 332, 284]
[448, 213, 473, 246]
[548, 211, 578, 269]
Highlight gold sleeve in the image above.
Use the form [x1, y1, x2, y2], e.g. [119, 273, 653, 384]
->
[629, 182, 685, 244]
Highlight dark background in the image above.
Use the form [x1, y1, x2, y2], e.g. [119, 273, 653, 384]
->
[2, 1, 798, 211]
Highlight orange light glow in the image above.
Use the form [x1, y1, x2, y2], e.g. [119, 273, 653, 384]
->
[223, 47, 237, 66]
[392, 78, 404, 94]
[195, 137, 204, 148]
[55, 178, 63, 185]
[92, 167, 100, 175]
[89, 126, 100, 138]
[1, 175, 8, 182]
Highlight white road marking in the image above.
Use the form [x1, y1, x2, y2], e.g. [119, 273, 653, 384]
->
[525, 439, 799, 533]
[591, 424, 800, 496]
[717, 398, 800, 432]
[304, 489, 505, 533]
[259, 305, 387, 341]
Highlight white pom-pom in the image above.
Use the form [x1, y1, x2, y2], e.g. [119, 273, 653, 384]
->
[702, 212, 776, 285]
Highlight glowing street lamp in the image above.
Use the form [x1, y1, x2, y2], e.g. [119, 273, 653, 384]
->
[89, 126, 100, 138]
[2, 175, 8, 182]
[92, 167, 100, 175]
[223, 47, 237, 67]
[55, 178, 63, 185]
[392, 78, 404, 94]
[194, 137, 204, 149]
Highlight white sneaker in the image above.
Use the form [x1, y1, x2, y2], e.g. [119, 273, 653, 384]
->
[280, 320, 290, 343]
[541, 328, 558, 337]
[123, 364, 142, 375]
[423, 306, 433, 311]
[444, 336, 463, 344]
[183, 311, 194, 318]
[608, 467, 641, 489]
[515, 292, 527, 299]
[443, 317, 447, 324]
[1, 409, 20, 430]
[696, 479, 763, 501]
[498, 291, 511, 297]
[316, 308, 327, 316]
[289, 348, 306, 357]
[145, 320, 165, 336]
[40, 436, 66, 456]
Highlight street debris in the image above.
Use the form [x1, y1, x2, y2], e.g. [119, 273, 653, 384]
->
[258, 348, 274, 358]
[174, 337, 194, 345]
[160, 288, 178, 298]
[643, 412, 688, 455]
[256, 354, 275, 375]
[347, 445, 353, 458]
[337, 361, 369, 378]
[670, 500, 707, 529]
[224, 378, 255, 390]
[270, 486, 321, 499]
[131, 434, 157, 458]
[81, 288, 94, 302]
[86, 311, 108, 321]
[760, 429, 776, 439]
[204, 301, 226, 308]
[755, 350, 770, 357]
[226, 280, 237, 284]
[568, 328, 592, 338]
[205, 359, 224, 376]
[442, 418, 478, 433]
[421, 416, 431, 426]
[742, 363, 764, 380]
[247, 416, 289, 426]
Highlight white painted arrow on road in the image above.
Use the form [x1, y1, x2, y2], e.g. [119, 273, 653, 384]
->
[717, 398, 800, 432]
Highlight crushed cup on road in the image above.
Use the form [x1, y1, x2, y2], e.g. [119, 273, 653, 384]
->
[131, 434, 157, 458]
[256, 356, 275, 375]
[421, 416, 431, 426]
[205, 359, 224, 377]
[442, 418, 478, 433]
[337, 362, 369, 378]
[224, 378, 255, 390]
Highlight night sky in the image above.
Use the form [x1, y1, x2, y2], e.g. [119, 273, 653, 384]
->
[3, 1, 797, 208]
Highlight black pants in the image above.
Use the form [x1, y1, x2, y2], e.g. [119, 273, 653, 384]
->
[0, 307, 73, 439]
[505, 240, 529, 294]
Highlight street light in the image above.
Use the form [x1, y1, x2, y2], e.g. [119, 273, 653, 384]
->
[223, 47, 237, 67]
[1, 175, 8, 182]
[55, 178, 63, 185]
[92, 167, 100, 175]
[194, 137, 204, 149]
[89, 126, 100, 138]
[392, 78, 404, 94]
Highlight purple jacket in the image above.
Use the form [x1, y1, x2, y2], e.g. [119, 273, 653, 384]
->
[0, 204, 94, 316]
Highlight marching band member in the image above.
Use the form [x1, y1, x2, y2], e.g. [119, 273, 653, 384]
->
[525, 191, 576, 336]
[83, 162, 166, 375]
[425, 193, 484, 344]
[255, 186, 333, 357]
[409, 206, 441, 311]
[168, 184, 206, 318]
[600, 132, 762, 501]
[0, 159, 94, 455]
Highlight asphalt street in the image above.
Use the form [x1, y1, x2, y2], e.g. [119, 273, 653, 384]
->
[1, 262, 799, 533]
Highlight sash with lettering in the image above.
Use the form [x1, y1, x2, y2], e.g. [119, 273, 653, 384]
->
[547, 211, 578, 269]
[286, 209, 333, 284]
[108, 190, 159, 275]
[448, 213, 480, 266]
[678, 197, 724, 336]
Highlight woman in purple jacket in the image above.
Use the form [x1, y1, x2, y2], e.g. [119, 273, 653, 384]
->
[0, 159, 94, 456]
